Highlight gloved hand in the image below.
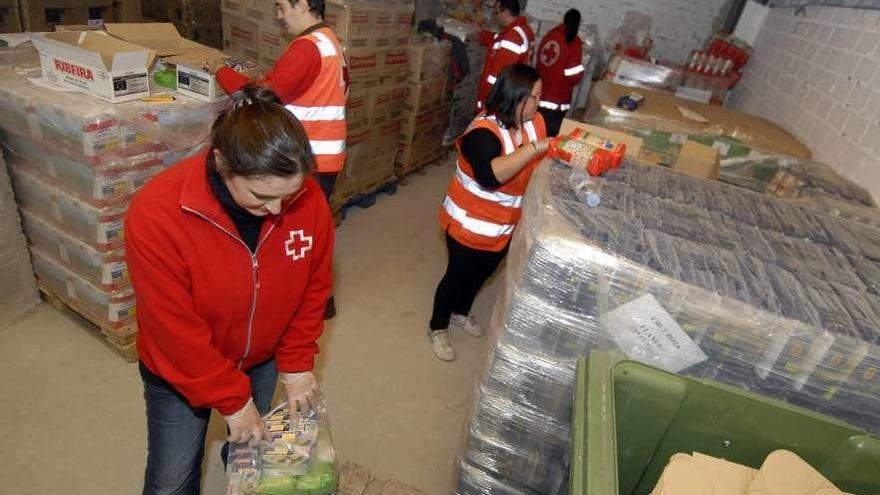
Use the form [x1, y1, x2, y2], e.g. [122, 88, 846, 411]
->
[280, 371, 319, 414]
[223, 398, 267, 444]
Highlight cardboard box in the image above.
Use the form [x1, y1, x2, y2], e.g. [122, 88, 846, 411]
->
[325, 0, 371, 48]
[257, 24, 290, 68]
[393, 5, 413, 38]
[403, 77, 448, 113]
[105, 22, 248, 102]
[347, 72, 378, 98]
[587, 81, 812, 160]
[0, 4, 21, 33]
[400, 104, 450, 141]
[366, 84, 405, 125]
[559, 118, 720, 180]
[29, 31, 153, 103]
[376, 46, 407, 72]
[242, 0, 276, 26]
[222, 13, 259, 47]
[346, 92, 367, 133]
[407, 38, 450, 82]
[220, 0, 244, 16]
[346, 47, 378, 74]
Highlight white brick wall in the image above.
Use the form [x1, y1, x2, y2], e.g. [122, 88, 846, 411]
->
[730, 6, 880, 201]
[524, 0, 730, 63]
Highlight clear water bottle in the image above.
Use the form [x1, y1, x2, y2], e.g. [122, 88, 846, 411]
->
[568, 169, 601, 208]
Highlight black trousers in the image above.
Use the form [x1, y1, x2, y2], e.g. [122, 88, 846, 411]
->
[429, 233, 508, 331]
[316, 172, 338, 202]
[538, 107, 567, 137]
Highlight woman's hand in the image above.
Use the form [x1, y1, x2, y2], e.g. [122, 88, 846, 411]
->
[224, 398, 267, 443]
[280, 371, 319, 414]
[532, 137, 553, 154]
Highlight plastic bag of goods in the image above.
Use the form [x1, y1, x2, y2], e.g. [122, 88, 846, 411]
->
[226, 400, 337, 495]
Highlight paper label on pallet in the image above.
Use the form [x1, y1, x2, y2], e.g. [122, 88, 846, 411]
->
[755, 327, 793, 380]
[65, 278, 77, 300]
[110, 299, 136, 322]
[99, 219, 125, 245]
[600, 294, 707, 373]
[103, 261, 128, 285]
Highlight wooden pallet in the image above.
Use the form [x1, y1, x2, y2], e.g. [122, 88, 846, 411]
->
[337, 177, 399, 220]
[395, 147, 450, 184]
[39, 284, 138, 363]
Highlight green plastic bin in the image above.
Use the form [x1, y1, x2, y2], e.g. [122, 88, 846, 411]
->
[571, 352, 880, 495]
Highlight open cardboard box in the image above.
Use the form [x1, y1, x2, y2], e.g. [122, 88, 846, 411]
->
[587, 81, 811, 160]
[560, 118, 720, 181]
[29, 31, 153, 103]
[106, 22, 257, 102]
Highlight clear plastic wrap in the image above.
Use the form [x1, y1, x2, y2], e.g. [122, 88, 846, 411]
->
[457, 159, 880, 494]
[9, 164, 126, 250]
[226, 401, 337, 495]
[19, 209, 128, 291]
[29, 247, 135, 329]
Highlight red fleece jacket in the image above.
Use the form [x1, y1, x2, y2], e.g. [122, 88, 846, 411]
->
[125, 152, 333, 415]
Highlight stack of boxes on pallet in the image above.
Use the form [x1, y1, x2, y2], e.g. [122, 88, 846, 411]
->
[0, 0, 21, 32]
[321, 0, 414, 208]
[0, 149, 38, 328]
[396, 37, 451, 176]
[0, 45, 220, 357]
[14, 0, 142, 32]
[220, 0, 285, 67]
[141, 0, 223, 49]
[439, 19, 486, 144]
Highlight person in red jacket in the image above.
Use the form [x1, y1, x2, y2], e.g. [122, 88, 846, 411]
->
[126, 85, 333, 495]
[476, 0, 535, 111]
[208, 0, 345, 319]
[535, 8, 585, 136]
[429, 64, 553, 361]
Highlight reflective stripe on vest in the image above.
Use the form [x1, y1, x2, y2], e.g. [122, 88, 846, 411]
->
[312, 31, 338, 57]
[442, 196, 515, 238]
[564, 64, 585, 76]
[285, 105, 346, 122]
[538, 101, 570, 111]
[454, 166, 523, 208]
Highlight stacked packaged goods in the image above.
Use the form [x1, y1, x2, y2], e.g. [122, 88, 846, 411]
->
[221, 0, 287, 66]
[457, 160, 880, 494]
[396, 37, 451, 176]
[0, 148, 38, 328]
[323, 0, 414, 207]
[439, 17, 486, 145]
[0, 54, 222, 356]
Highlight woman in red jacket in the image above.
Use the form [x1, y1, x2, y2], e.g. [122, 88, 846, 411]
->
[535, 8, 585, 136]
[126, 84, 333, 495]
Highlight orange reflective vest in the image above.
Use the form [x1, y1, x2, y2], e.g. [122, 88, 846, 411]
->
[284, 27, 347, 174]
[439, 113, 547, 252]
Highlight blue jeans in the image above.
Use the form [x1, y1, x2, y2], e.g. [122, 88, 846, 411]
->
[139, 360, 278, 495]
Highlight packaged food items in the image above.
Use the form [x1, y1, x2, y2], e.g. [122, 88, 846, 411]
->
[226, 400, 337, 495]
[547, 129, 627, 176]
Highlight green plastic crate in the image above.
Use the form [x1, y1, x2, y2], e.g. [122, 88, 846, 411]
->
[571, 352, 880, 495]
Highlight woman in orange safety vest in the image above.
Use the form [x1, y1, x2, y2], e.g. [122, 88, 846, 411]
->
[428, 64, 552, 361]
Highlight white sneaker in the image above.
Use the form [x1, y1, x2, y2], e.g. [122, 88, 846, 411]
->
[428, 330, 456, 361]
[450, 314, 483, 337]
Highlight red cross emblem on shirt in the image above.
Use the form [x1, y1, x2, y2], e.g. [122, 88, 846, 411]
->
[540, 40, 561, 67]
[285, 229, 313, 261]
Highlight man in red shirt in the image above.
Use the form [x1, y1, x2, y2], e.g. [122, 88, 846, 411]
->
[535, 8, 585, 136]
[476, 0, 535, 111]
[210, 0, 346, 319]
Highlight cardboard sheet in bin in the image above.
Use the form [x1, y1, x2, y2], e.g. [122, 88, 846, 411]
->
[587, 81, 811, 160]
[29, 31, 154, 103]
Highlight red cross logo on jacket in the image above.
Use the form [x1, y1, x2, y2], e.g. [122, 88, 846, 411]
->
[285, 229, 313, 261]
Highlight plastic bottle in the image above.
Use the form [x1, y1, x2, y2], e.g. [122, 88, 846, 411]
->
[568, 169, 601, 208]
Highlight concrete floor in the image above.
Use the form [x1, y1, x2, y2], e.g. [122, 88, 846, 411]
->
[0, 158, 502, 494]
